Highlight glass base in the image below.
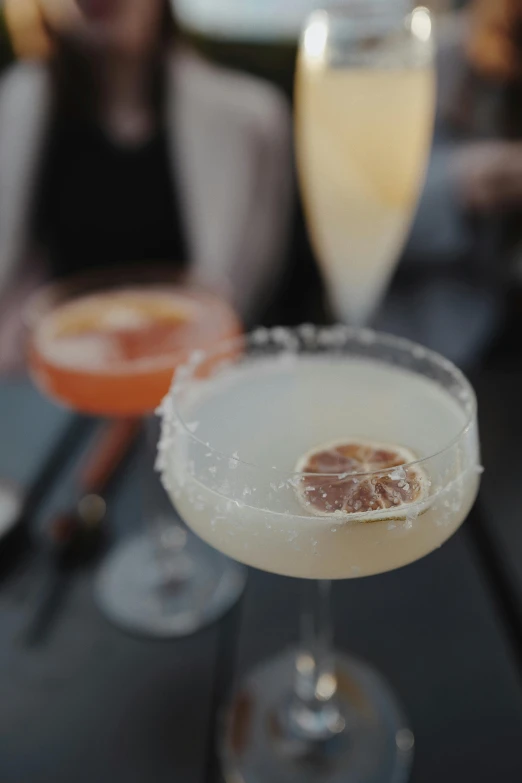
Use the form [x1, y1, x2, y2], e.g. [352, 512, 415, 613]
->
[220, 649, 413, 783]
[95, 533, 247, 637]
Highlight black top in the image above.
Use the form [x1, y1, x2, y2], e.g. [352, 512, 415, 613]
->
[32, 115, 188, 278]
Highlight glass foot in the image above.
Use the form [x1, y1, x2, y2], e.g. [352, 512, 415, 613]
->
[220, 649, 413, 783]
[95, 533, 247, 637]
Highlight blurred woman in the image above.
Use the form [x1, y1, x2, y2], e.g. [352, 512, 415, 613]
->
[0, 0, 292, 370]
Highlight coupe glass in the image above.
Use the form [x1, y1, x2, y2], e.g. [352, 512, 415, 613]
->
[158, 325, 480, 783]
[25, 268, 246, 637]
[295, 3, 435, 325]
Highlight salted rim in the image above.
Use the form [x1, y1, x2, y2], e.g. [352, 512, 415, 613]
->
[159, 325, 478, 479]
[173, 462, 478, 525]
[30, 287, 240, 376]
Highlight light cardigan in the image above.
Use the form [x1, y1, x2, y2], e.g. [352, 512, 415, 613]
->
[0, 47, 293, 321]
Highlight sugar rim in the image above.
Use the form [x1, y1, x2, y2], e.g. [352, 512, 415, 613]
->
[158, 325, 478, 479]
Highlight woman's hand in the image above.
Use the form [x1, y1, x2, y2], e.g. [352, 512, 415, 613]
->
[454, 141, 522, 212]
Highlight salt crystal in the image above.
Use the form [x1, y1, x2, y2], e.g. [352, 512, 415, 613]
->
[298, 323, 316, 339]
[175, 365, 189, 381]
[251, 327, 269, 345]
[272, 326, 292, 345]
[188, 349, 205, 366]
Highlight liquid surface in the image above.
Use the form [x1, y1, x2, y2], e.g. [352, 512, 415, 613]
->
[29, 287, 241, 416]
[296, 65, 435, 325]
[161, 354, 479, 579]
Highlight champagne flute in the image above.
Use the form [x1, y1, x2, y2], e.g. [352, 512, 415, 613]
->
[295, 3, 436, 326]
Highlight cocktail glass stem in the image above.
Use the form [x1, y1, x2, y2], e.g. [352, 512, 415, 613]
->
[144, 415, 194, 594]
[288, 579, 345, 740]
[95, 412, 246, 637]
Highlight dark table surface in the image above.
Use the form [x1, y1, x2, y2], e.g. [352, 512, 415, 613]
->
[2, 347, 522, 783]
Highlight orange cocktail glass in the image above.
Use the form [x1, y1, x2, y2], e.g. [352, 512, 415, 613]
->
[25, 270, 245, 637]
[28, 283, 241, 416]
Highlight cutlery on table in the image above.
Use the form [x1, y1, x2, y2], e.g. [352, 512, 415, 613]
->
[21, 417, 140, 646]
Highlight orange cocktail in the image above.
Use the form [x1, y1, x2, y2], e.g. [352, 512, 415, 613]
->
[28, 286, 241, 416]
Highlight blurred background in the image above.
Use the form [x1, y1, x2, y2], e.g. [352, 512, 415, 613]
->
[2, 2, 522, 782]
[2, 0, 522, 366]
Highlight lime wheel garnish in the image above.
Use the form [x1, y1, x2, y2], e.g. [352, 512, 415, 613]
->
[294, 439, 429, 521]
